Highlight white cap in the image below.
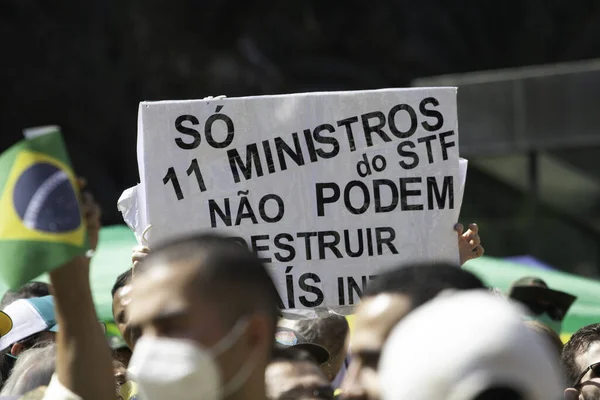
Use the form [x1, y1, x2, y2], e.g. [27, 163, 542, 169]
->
[379, 290, 564, 400]
[0, 296, 58, 351]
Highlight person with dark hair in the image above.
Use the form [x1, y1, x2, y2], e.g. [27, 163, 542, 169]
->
[0, 282, 51, 310]
[109, 336, 133, 368]
[340, 263, 485, 400]
[111, 268, 141, 352]
[379, 291, 562, 400]
[126, 233, 280, 400]
[266, 347, 334, 400]
[562, 323, 600, 400]
[363, 262, 485, 305]
[111, 269, 132, 299]
[278, 313, 349, 382]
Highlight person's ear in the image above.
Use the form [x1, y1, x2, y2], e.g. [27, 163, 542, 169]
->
[564, 388, 580, 400]
[10, 342, 24, 356]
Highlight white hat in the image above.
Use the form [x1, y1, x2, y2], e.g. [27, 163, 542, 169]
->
[0, 296, 58, 351]
[379, 290, 563, 400]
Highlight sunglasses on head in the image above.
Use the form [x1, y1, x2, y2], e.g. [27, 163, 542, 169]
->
[573, 361, 600, 388]
[523, 301, 566, 321]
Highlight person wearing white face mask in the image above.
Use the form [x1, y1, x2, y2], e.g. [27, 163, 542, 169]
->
[126, 233, 280, 400]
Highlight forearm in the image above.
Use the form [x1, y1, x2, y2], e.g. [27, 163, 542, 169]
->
[49, 256, 114, 400]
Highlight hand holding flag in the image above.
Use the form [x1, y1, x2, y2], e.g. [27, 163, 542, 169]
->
[0, 126, 89, 288]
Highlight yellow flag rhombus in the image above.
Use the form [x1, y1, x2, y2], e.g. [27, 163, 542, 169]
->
[0, 150, 85, 246]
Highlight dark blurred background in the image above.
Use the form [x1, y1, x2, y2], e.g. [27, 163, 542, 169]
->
[2, 0, 600, 275]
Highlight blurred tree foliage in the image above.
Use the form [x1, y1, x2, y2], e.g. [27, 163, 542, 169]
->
[1, 0, 600, 224]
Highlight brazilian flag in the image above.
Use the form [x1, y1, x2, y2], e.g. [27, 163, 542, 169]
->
[0, 126, 88, 289]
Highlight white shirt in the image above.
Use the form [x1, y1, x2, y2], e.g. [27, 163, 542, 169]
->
[41, 375, 82, 400]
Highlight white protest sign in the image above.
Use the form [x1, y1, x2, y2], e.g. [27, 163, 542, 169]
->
[132, 88, 462, 315]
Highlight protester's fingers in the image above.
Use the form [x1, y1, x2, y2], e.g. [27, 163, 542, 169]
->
[81, 193, 96, 220]
[454, 223, 464, 236]
[81, 193, 101, 225]
[80, 191, 93, 210]
[473, 245, 485, 258]
[132, 251, 149, 263]
[83, 193, 100, 217]
[462, 227, 479, 240]
[79, 180, 100, 227]
[132, 246, 151, 266]
[89, 205, 102, 231]
[133, 246, 151, 275]
[81, 191, 96, 208]
[81, 191, 102, 251]
[468, 223, 479, 235]
[469, 235, 481, 249]
[133, 246, 151, 255]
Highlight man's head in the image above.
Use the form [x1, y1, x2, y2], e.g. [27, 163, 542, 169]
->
[266, 348, 333, 400]
[562, 323, 600, 400]
[379, 291, 563, 400]
[509, 276, 576, 335]
[128, 233, 280, 399]
[340, 263, 485, 400]
[0, 343, 55, 397]
[0, 282, 51, 310]
[278, 313, 349, 381]
[0, 296, 58, 357]
[111, 269, 141, 349]
[109, 335, 133, 367]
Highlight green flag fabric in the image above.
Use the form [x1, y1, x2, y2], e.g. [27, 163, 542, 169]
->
[0, 226, 137, 321]
[463, 257, 600, 337]
[0, 126, 88, 289]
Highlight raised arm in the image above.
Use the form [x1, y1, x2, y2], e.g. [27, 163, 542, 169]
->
[46, 188, 113, 400]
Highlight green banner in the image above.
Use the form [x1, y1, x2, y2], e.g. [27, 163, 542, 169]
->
[463, 257, 600, 336]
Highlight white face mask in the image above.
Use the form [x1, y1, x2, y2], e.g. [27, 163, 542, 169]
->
[128, 319, 255, 400]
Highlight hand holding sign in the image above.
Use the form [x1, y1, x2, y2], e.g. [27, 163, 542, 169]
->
[127, 88, 464, 315]
[0, 127, 89, 289]
[132, 246, 151, 271]
[455, 223, 484, 265]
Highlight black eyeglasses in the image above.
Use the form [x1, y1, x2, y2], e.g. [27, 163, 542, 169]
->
[573, 361, 600, 388]
[523, 301, 566, 321]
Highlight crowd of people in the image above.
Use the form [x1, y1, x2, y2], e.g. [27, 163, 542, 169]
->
[0, 186, 597, 400]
